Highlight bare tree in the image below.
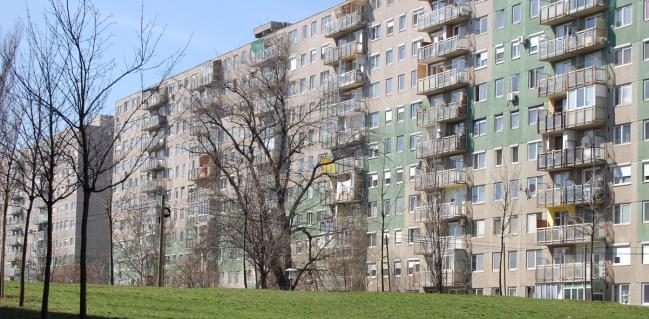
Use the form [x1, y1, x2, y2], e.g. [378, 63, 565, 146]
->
[493, 164, 521, 296]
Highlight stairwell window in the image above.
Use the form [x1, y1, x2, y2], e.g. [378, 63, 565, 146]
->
[644, 79, 649, 100]
[370, 24, 381, 41]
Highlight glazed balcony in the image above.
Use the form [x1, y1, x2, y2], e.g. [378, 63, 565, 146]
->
[321, 187, 363, 206]
[143, 158, 166, 172]
[416, 134, 467, 159]
[324, 11, 366, 38]
[538, 66, 607, 98]
[140, 179, 167, 194]
[537, 146, 606, 172]
[140, 134, 166, 152]
[188, 165, 218, 182]
[536, 262, 605, 283]
[414, 201, 467, 223]
[540, 0, 607, 26]
[538, 104, 606, 135]
[414, 169, 467, 191]
[143, 92, 168, 111]
[539, 26, 607, 62]
[417, 69, 469, 96]
[321, 128, 365, 150]
[418, 35, 470, 64]
[338, 69, 364, 91]
[536, 224, 605, 246]
[418, 4, 471, 34]
[416, 99, 467, 128]
[323, 40, 364, 66]
[414, 237, 467, 255]
[537, 182, 605, 208]
[141, 115, 166, 132]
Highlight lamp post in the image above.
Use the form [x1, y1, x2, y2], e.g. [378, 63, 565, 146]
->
[285, 268, 298, 289]
[158, 193, 171, 287]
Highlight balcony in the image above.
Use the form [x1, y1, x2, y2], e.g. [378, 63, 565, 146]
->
[418, 4, 471, 33]
[537, 146, 606, 172]
[417, 69, 469, 96]
[324, 11, 366, 38]
[419, 269, 466, 288]
[323, 41, 364, 66]
[8, 237, 23, 247]
[143, 158, 166, 172]
[537, 182, 605, 208]
[418, 35, 470, 64]
[536, 262, 605, 283]
[414, 169, 467, 191]
[188, 165, 218, 182]
[141, 134, 166, 152]
[143, 92, 168, 110]
[338, 69, 364, 91]
[540, 0, 607, 26]
[538, 66, 607, 98]
[416, 99, 467, 128]
[251, 46, 281, 66]
[416, 134, 467, 159]
[323, 97, 365, 117]
[140, 180, 167, 194]
[321, 128, 365, 149]
[536, 224, 605, 246]
[539, 26, 607, 62]
[194, 60, 223, 91]
[141, 115, 166, 131]
[321, 188, 363, 205]
[414, 201, 467, 223]
[10, 208, 25, 217]
[538, 104, 606, 135]
[188, 189, 218, 206]
[322, 158, 364, 177]
[414, 237, 467, 255]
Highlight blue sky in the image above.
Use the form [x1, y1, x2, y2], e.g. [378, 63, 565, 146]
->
[0, 0, 340, 113]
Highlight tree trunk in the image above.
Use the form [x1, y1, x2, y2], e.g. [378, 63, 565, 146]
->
[79, 190, 91, 319]
[108, 208, 114, 286]
[500, 237, 505, 296]
[0, 189, 9, 299]
[19, 199, 34, 306]
[41, 200, 53, 319]
[379, 220, 385, 292]
[242, 216, 247, 289]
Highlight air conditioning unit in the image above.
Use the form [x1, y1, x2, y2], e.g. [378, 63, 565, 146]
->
[507, 92, 517, 102]
[515, 36, 524, 43]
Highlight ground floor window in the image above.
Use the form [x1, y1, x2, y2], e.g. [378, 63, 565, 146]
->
[613, 284, 630, 305]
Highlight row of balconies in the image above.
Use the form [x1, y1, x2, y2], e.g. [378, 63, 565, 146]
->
[418, 35, 470, 65]
[418, 3, 471, 34]
[416, 134, 467, 159]
[323, 40, 364, 66]
[414, 201, 467, 223]
[536, 223, 606, 246]
[537, 182, 605, 208]
[417, 69, 469, 96]
[538, 26, 607, 62]
[537, 146, 606, 172]
[416, 99, 467, 128]
[538, 104, 606, 135]
[414, 169, 467, 192]
[538, 66, 607, 98]
[536, 261, 606, 283]
[540, 0, 607, 26]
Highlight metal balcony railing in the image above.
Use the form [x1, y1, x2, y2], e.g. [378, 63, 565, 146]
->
[536, 262, 605, 283]
[417, 69, 469, 96]
[324, 11, 366, 38]
[338, 69, 364, 90]
[418, 4, 471, 33]
[323, 40, 364, 65]
[416, 134, 467, 158]
[416, 100, 467, 128]
[414, 237, 467, 255]
[143, 158, 166, 171]
[537, 182, 605, 208]
[140, 180, 167, 194]
[414, 169, 466, 191]
[321, 188, 362, 205]
[538, 104, 606, 134]
[141, 133, 166, 152]
[141, 115, 166, 131]
[539, 26, 607, 62]
[414, 201, 467, 222]
[536, 224, 606, 246]
[419, 269, 465, 288]
[540, 0, 607, 26]
[537, 146, 606, 171]
[321, 128, 365, 149]
[188, 166, 217, 182]
[324, 97, 365, 117]
[322, 158, 364, 176]
[538, 66, 607, 98]
[418, 35, 470, 64]
[143, 93, 168, 110]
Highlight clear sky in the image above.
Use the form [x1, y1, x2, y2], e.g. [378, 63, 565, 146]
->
[0, 0, 341, 113]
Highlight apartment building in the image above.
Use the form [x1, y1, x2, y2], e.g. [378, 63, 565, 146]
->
[2, 115, 114, 283]
[111, 0, 649, 305]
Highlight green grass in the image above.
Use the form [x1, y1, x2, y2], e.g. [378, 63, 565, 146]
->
[1, 281, 648, 319]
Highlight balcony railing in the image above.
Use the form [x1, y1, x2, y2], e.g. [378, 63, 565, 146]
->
[251, 46, 280, 65]
[537, 182, 605, 208]
[187, 189, 218, 206]
[414, 237, 467, 255]
[338, 69, 364, 91]
[321, 188, 363, 205]
[540, 0, 607, 26]
[140, 180, 167, 194]
[324, 97, 365, 117]
[141, 134, 166, 152]
[141, 115, 166, 131]
[10, 208, 25, 217]
[538, 104, 606, 134]
[417, 69, 469, 96]
[143, 158, 166, 171]
[322, 158, 363, 176]
[321, 128, 365, 149]
[419, 269, 466, 288]
[538, 66, 607, 98]
[536, 262, 605, 283]
[188, 165, 218, 182]
[418, 35, 470, 64]
[143, 93, 168, 110]
[414, 169, 466, 191]
[418, 4, 471, 33]
[323, 41, 364, 65]
[324, 11, 366, 38]
[537, 146, 606, 172]
[536, 224, 606, 246]
[414, 201, 467, 222]
[539, 26, 607, 62]
[416, 100, 467, 128]
[416, 134, 467, 158]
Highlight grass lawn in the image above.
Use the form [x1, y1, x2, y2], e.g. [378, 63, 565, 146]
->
[1, 281, 649, 318]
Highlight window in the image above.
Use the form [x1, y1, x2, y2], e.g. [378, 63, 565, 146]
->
[613, 203, 631, 225]
[613, 245, 631, 265]
[493, 218, 502, 235]
[412, 8, 423, 26]
[369, 112, 379, 128]
[614, 45, 632, 67]
[495, 114, 504, 132]
[310, 49, 317, 64]
[643, 283, 649, 305]
[398, 45, 406, 61]
[475, 83, 487, 102]
[508, 251, 517, 271]
[472, 254, 484, 272]
[311, 21, 317, 37]
[528, 35, 540, 54]
[385, 78, 393, 96]
[300, 53, 307, 67]
[396, 135, 405, 153]
[474, 119, 487, 137]
[407, 259, 420, 275]
[495, 10, 505, 29]
[395, 230, 402, 245]
[528, 107, 540, 125]
[494, 78, 504, 98]
[384, 138, 392, 154]
[288, 30, 297, 44]
[494, 182, 503, 201]
[368, 202, 378, 218]
[510, 111, 520, 129]
[492, 252, 501, 271]
[530, 0, 540, 18]
[472, 220, 485, 238]
[369, 54, 380, 70]
[475, 51, 488, 69]
[369, 143, 379, 158]
[528, 67, 543, 89]
[495, 148, 503, 166]
[526, 250, 540, 269]
[495, 46, 504, 64]
[472, 185, 485, 204]
[527, 141, 540, 161]
[613, 284, 630, 304]
[367, 262, 377, 277]
[643, 244, 649, 264]
[410, 101, 421, 119]
[644, 79, 649, 100]
[474, 16, 488, 35]
[399, 14, 407, 31]
[408, 195, 420, 212]
[613, 165, 632, 186]
[473, 151, 486, 169]
[510, 145, 519, 163]
[511, 74, 520, 93]
[512, 4, 521, 24]
[384, 109, 393, 125]
[370, 24, 381, 40]
[614, 123, 631, 145]
[411, 70, 417, 88]
[511, 40, 521, 59]
[644, 162, 649, 182]
[409, 134, 418, 151]
[646, 0, 649, 21]
[309, 75, 316, 90]
[527, 176, 543, 197]
[383, 171, 392, 186]
[386, 19, 394, 35]
[615, 83, 632, 106]
[385, 48, 394, 65]
[398, 74, 406, 92]
[644, 121, 649, 140]
[369, 82, 380, 99]
[288, 57, 297, 71]
[411, 40, 422, 57]
[393, 260, 401, 276]
[407, 228, 419, 244]
[644, 201, 649, 223]
[615, 5, 633, 28]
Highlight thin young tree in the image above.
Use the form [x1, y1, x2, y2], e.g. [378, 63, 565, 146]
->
[493, 164, 521, 296]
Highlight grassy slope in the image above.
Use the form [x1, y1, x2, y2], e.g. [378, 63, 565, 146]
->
[1, 281, 648, 319]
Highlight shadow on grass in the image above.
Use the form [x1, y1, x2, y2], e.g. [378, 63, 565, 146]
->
[0, 307, 121, 319]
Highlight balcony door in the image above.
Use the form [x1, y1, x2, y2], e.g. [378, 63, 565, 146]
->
[554, 23, 572, 38]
